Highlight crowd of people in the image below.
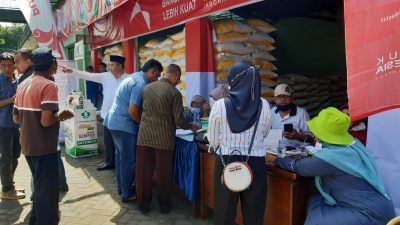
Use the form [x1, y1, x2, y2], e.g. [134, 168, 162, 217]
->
[0, 47, 396, 225]
[62, 58, 200, 214]
[0, 48, 74, 224]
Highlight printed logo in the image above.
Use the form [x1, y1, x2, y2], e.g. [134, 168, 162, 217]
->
[81, 111, 91, 119]
[130, 2, 151, 30]
[376, 50, 400, 77]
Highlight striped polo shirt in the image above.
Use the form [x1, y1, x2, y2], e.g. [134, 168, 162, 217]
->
[13, 75, 60, 156]
[137, 78, 192, 150]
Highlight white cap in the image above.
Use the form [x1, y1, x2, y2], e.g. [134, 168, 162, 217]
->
[274, 84, 293, 97]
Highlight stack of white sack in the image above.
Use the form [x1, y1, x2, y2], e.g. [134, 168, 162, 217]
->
[139, 29, 187, 103]
[278, 74, 348, 118]
[213, 19, 278, 103]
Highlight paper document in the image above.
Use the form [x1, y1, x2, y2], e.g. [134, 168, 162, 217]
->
[176, 129, 193, 135]
[176, 129, 194, 142]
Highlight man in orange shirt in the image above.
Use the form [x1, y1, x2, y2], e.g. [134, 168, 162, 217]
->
[13, 48, 73, 224]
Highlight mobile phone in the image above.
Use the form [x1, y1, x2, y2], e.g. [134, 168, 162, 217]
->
[284, 123, 294, 133]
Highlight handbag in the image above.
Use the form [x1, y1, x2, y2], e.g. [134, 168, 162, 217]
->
[218, 105, 262, 192]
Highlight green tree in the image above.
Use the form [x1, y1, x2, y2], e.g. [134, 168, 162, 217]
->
[0, 24, 24, 53]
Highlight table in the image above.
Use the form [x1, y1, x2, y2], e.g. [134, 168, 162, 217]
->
[173, 138, 202, 217]
[200, 152, 317, 225]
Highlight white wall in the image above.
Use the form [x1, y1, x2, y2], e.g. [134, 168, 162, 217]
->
[367, 109, 400, 215]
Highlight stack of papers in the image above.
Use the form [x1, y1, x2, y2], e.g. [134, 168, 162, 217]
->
[176, 129, 194, 142]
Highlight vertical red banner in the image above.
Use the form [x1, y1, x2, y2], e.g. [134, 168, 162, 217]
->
[344, 0, 400, 121]
[185, 18, 215, 106]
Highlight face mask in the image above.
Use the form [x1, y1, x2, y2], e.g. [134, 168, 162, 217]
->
[190, 107, 203, 117]
[276, 103, 292, 112]
[209, 98, 216, 107]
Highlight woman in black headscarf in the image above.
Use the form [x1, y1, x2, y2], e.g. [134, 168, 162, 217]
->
[207, 60, 272, 225]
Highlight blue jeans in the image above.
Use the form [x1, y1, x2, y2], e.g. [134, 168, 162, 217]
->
[110, 129, 137, 200]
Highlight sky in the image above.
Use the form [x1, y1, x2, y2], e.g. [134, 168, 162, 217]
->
[0, 22, 21, 27]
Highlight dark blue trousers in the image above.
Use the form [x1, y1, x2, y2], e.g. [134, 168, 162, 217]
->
[110, 129, 137, 201]
[103, 126, 116, 167]
[0, 127, 21, 192]
[26, 153, 59, 225]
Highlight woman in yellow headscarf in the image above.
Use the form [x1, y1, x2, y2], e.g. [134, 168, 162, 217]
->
[266, 107, 395, 225]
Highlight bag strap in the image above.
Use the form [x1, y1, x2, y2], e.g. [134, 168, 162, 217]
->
[217, 102, 262, 165]
[245, 104, 262, 161]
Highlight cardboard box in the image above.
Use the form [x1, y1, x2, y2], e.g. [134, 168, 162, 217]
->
[64, 108, 98, 158]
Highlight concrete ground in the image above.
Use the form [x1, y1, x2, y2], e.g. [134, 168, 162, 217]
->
[0, 150, 213, 225]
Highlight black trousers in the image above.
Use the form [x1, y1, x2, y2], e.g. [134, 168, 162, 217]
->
[0, 127, 21, 192]
[136, 146, 173, 212]
[26, 153, 59, 225]
[103, 126, 115, 167]
[214, 156, 267, 225]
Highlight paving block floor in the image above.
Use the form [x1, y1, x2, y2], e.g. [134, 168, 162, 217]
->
[0, 151, 213, 225]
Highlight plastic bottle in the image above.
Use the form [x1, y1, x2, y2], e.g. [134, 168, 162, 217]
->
[78, 94, 84, 109]
[194, 113, 202, 128]
[277, 140, 286, 157]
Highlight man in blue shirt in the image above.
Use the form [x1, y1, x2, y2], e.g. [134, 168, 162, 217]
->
[0, 52, 24, 199]
[105, 59, 163, 202]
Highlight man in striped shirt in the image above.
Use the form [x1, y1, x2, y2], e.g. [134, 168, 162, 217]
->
[13, 48, 74, 225]
[136, 64, 199, 214]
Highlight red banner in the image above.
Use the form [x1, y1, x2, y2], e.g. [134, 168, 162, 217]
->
[344, 0, 400, 121]
[88, 0, 261, 48]
[56, 0, 128, 40]
[20, 0, 65, 59]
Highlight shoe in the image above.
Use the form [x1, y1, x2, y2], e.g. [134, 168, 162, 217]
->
[160, 207, 171, 214]
[139, 206, 150, 214]
[14, 188, 25, 193]
[122, 195, 137, 203]
[0, 189, 25, 200]
[59, 184, 69, 192]
[97, 164, 115, 171]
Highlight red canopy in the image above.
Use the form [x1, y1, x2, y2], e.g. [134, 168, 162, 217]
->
[56, 0, 129, 41]
[87, 0, 262, 48]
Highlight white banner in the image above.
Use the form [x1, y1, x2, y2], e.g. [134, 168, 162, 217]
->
[367, 109, 400, 215]
[56, 60, 78, 142]
[20, 0, 65, 58]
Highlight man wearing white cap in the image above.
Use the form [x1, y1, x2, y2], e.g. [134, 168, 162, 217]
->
[271, 83, 313, 147]
[62, 55, 128, 170]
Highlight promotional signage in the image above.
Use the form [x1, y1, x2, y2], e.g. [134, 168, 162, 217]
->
[344, 0, 400, 121]
[89, 0, 261, 48]
[64, 108, 98, 158]
[56, 0, 128, 40]
[74, 40, 85, 60]
[20, 0, 65, 58]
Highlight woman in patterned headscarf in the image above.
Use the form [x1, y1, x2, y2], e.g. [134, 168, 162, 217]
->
[208, 60, 272, 225]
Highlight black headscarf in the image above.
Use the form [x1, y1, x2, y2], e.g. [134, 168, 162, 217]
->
[224, 60, 261, 133]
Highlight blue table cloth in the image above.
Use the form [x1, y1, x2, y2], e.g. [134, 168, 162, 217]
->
[173, 137, 200, 202]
